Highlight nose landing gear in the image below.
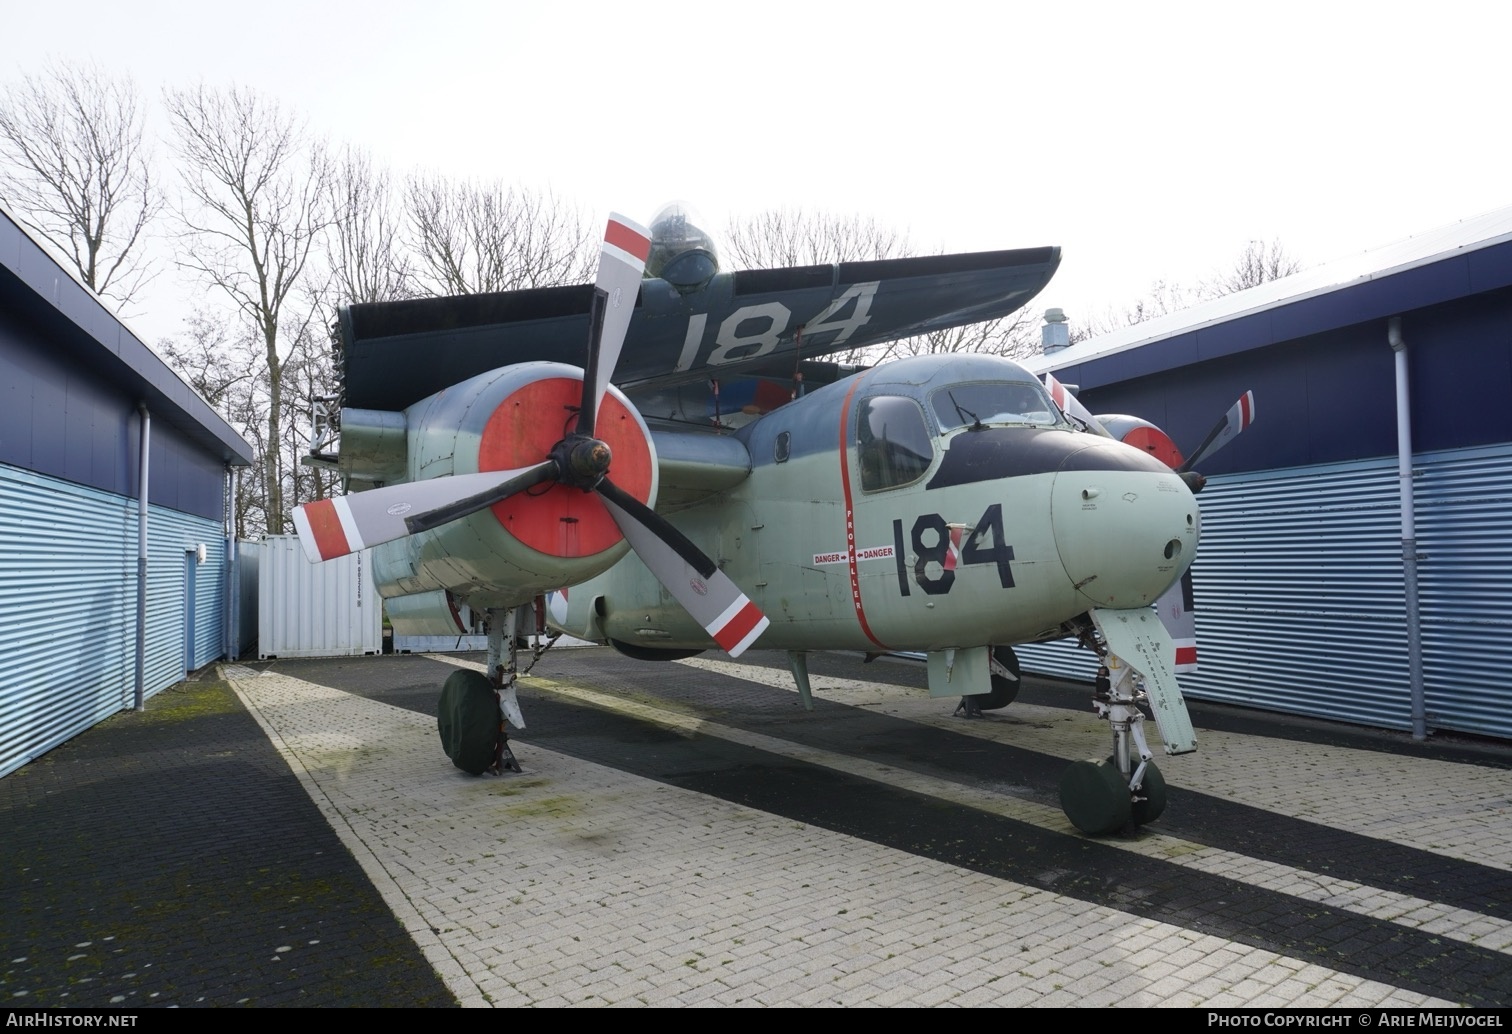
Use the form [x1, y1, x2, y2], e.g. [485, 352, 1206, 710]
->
[1057, 608, 1190, 835]
[1057, 661, 1168, 835]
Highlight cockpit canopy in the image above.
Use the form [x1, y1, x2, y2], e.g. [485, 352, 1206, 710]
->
[855, 371, 1069, 492]
[931, 380, 1063, 432]
[646, 202, 720, 291]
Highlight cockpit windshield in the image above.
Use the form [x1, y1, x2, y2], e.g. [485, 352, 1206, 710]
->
[931, 380, 1064, 432]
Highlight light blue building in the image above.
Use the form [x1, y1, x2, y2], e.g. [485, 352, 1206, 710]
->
[0, 207, 253, 777]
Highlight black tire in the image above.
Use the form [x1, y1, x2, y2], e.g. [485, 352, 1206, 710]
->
[970, 645, 1021, 710]
[437, 670, 500, 776]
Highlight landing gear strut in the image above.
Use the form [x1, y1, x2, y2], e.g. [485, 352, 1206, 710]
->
[437, 604, 550, 776]
[954, 645, 1021, 718]
[1058, 652, 1167, 835]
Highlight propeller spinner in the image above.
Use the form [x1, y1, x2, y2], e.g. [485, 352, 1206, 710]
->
[293, 213, 771, 657]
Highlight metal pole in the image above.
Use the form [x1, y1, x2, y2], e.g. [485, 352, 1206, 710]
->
[1388, 318, 1426, 740]
[224, 464, 236, 663]
[134, 403, 150, 711]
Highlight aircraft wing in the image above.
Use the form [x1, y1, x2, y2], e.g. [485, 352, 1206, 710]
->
[338, 247, 1060, 412]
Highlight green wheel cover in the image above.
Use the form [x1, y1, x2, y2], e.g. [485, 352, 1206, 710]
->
[1130, 760, 1168, 826]
[1059, 758, 1131, 835]
[437, 670, 500, 776]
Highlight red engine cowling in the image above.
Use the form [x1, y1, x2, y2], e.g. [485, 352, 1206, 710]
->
[371, 361, 657, 609]
[1095, 414, 1184, 470]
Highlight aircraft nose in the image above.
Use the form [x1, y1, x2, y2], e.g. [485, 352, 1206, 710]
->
[1051, 458, 1198, 609]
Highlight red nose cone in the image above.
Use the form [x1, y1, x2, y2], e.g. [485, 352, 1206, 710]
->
[477, 376, 653, 557]
[1119, 425, 1184, 470]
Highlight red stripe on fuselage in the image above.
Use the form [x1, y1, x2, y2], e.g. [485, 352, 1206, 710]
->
[606, 219, 651, 262]
[713, 599, 764, 653]
[303, 500, 351, 560]
[837, 377, 889, 650]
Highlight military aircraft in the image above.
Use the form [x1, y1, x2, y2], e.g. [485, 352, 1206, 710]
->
[294, 205, 1254, 835]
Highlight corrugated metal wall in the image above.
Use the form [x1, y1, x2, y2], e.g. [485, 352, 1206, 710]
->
[1015, 443, 1512, 740]
[1415, 444, 1512, 736]
[0, 464, 230, 778]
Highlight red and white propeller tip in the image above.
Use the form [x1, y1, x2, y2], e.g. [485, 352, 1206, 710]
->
[292, 465, 555, 563]
[1180, 390, 1256, 473]
[581, 214, 651, 436]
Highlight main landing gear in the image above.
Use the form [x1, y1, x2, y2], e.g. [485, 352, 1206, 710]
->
[437, 602, 555, 776]
[954, 646, 1021, 718]
[1058, 654, 1168, 835]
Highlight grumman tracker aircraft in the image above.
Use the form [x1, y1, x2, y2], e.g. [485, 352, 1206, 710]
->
[294, 206, 1255, 835]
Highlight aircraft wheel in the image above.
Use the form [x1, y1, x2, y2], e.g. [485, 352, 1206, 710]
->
[438, 669, 500, 776]
[1130, 760, 1167, 826]
[970, 646, 1021, 711]
[1059, 758, 1131, 835]
[1102, 756, 1167, 826]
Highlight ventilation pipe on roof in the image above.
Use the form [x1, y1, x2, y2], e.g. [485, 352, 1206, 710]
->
[134, 402, 150, 712]
[1042, 308, 1070, 354]
[1388, 318, 1426, 741]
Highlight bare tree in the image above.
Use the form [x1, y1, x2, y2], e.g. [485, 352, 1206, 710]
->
[1200, 237, 1301, 297]
[157, 309, 262, 413]
[724, 208, 1040, 364]
[405, 176, 593, 295]
[0, 61, 160, 308]
[165, 84, 330, 535]
[325, 146, 411, 306]
[723, 207, 907, 270]
[871, 310, 1044, 365]
[280, 320, 340, 508]
[1075, 239, 1304, 343]
[158, 310, 271, 538]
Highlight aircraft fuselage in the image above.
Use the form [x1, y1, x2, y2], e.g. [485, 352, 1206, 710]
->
[561, 355, 1198, 654]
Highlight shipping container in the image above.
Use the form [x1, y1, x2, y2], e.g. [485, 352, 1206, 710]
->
[257, 536, 381, 658]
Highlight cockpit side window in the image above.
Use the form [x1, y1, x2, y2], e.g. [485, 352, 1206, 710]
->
[932, 381, 1062, 431]
[857, 395, 933, 491]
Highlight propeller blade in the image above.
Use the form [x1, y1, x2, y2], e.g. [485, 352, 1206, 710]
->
[1042, 371, 1113, 438]
[595, 477, 770, 657]
[293, 462, 557, 563]
[1178, 390, 1256, 473]
[578, 213, 651, 438]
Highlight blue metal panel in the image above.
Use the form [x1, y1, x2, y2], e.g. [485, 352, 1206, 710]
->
[0, 209, 252, 470]
[1414, 443, 1512, 737]
[0, 464, 229, 777]
[1017, 445, 1512, 741]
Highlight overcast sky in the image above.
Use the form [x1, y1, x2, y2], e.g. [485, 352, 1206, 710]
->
[9, 0, 1511, 345]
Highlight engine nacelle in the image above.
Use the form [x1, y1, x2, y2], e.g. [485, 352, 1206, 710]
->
[1096, 414, 1184, 470]
[371, 362, 658, 610]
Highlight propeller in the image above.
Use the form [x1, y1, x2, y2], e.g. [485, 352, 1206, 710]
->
[1166, 389, 1257, 494]
[293, 213, 771, 657]
[1042, 371, 1113, 438]
[1179, 390, 1255, 474]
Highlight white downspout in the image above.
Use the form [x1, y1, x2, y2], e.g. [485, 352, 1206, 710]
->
[134, 402, 150, 711]
[1388, 318, 1426, 740]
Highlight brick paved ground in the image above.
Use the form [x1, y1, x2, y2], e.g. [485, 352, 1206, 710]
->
[0, 673, 456, 1008]
[3, 648, 1507, 1008]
